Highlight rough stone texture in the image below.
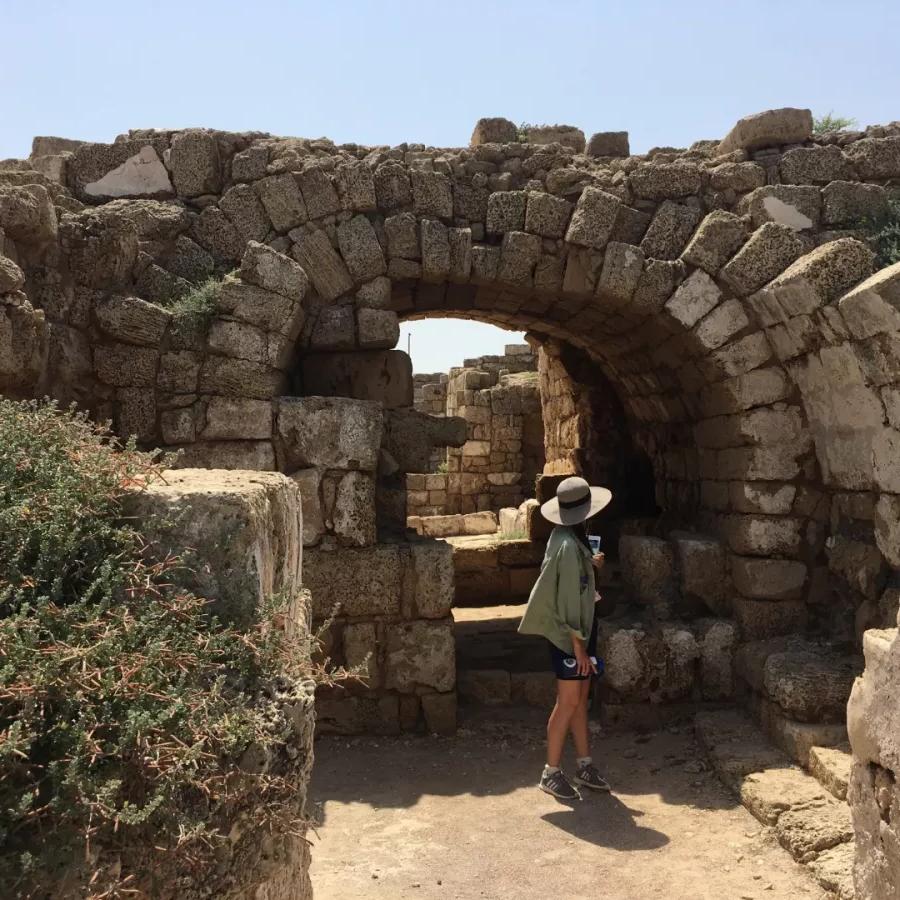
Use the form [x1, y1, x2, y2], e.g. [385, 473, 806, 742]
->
[275, 396, 382, 472]
[619, 536, 677, 615]
[718, 108, 813, 154]
[587, 131, 629, 158]
[301, 350, 413, 408]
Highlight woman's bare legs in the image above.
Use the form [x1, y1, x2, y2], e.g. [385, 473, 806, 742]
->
[546, 679, 583, 767]
[568, 677, 592, 759]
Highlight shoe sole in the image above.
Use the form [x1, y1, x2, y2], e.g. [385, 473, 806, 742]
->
[539, 782, 581, 801]
[573, 776, 611, 793]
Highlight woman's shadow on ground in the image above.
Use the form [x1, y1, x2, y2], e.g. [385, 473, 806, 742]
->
[541, 792, 669, 851]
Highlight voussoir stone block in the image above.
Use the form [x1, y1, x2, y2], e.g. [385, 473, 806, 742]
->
[292, 229, 353, 301]
[525, 191, 572, 239]
[740, 185, 821, 232]
[681, 210, 747, 275]
[275, 396, 383, 472]
[486, 191, 527, 235]
[95, 295, 170, 346]
[337, 214, 386, 282]
[598, 242, 644, 305]
[640, 201, 702, 260]
[240, 241, 309, 301]
[218, 183, 269, 244]
[720, 223, 807, 297]
[565, 187, 621, 250]
[411, 170, 452, 219]
[255, 172, 307, 232]
[664, 269, 722, 328]
[718, 108, 813, 154]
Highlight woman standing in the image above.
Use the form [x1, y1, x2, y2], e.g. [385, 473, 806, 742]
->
[518, 476, 612, 801]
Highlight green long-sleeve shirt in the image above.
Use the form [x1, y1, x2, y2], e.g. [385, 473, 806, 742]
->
[517, 525, 595, 655]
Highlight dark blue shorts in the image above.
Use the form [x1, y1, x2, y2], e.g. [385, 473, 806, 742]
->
[548, 618, 603, 681]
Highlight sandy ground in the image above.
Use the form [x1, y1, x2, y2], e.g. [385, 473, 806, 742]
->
[308, 708, 828, 900]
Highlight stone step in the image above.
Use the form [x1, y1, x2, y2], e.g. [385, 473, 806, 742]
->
[808, 744, 853, 801]
[696, 709, 854, 898]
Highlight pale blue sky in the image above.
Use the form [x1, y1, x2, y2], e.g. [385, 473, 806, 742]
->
[4, 0, 898, 372]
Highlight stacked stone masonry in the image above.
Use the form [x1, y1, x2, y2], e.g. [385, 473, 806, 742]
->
[406, 343, 545, 525]
[3, 109, 900, 738]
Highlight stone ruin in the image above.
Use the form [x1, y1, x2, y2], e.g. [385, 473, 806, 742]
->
[406, 342, 544, 537]
[3, 106, 900, 896]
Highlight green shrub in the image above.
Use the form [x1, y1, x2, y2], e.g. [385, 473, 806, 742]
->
[812, 112, 857, 134]
[858, 199, 900, 270]
[435, 460, 449, 474]
[165, 276, 222, 332]
[500, 528, 528, 541]
[0, 400, 314, 896]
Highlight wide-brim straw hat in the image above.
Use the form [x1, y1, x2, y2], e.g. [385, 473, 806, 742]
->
[540, 476, 613, 526]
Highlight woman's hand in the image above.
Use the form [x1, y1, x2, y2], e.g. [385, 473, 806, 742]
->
[591, 552, 605, 572]
[574, 644, 598, 677]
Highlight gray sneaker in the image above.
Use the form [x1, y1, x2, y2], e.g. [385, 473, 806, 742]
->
[539, 768, 581, 801]
[573, 762, 611, 792]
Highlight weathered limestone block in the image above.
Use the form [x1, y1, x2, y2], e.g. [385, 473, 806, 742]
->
[565, 187, 620, 249]
[874, 494, 900, 568]
[410, 169, 452, 219]
[470, 117, 518, 146]
[497, 231, 541, 287]
[709, 161, 767, 193]
[60, 209, 138, 288]
[837, 261, 900, 341]
[94, 343, 158, 387]
[775, 798, 854, 861]
[448, 227, 472, 281]
[240, 241, 309, 302]
[290, 468, 324, 547]
[160, 406, 196, 445]
[357, 308, 399, 349]
[382, 408, 466, 472]
[334, 160, 377, 212]
[619, 536, 677, 611]
[292, 229, 353, 301]
[630, 258, 682, 315]
[630, 163, 701, 200]
[672, 534, 730, 613]
[733, 597, 807, 640]
[384, 212, 420, 259]
[408, 541, 454, 619]
[597, 241, 643, 305]
[374, 161, 413, 211]
[0, 296, 48, 397]
[173, 441, 276, 471]
[523, 124, 585, 151]
[297, 167, 341, 220]
[343, 621, 380, 686]
[127, 469, 302, 627]
[694, 299, 750, 350]
[331, 470, 376, 547]
[337, 214, 386, 282]
[255, 172, 308, 232]
[525, 191, 572, 239]
[385, 619, 455, 693]
[720, 223, 806, 297]
[0, 255, 24, 293]
[215, 280, 303, 336]
[681, 210, 747, 275]
[308, 305, 355, 351]
[731, 556, 808, 600]
[275, 396, 383, 472]
[844, 136, 900, 180]
[764, 648, 861, 723]
[486, 191, 527, 235]
[231, 145, 269, 182]
[822, 181, 889, 227]
[700, 620, 736, 700]
[718, 108, 813, 154]
[94, 294, 170, 346]
[218, 183, 269, 244]
[587, 131, 629, 158]
[740, 186, 820, 234]
[305, 543, 403, 618]
[301, 350, 413, 409]
[208, 319, 268, 362]
[169, 130, 221, 197]
[420, 218, 451, 281]
[640, 201, 702, 260]
[722, 514, 803, 556]
[664, 269, 722, 328]
[0, 183, 58, 245]
[779, 145, 853, 185]
[315, 688, 400, 736]
[190, 206, 243, 262]
[198, 355, 283, 399]
[202, 397, 272, 441]
[76, 143, 174, 200]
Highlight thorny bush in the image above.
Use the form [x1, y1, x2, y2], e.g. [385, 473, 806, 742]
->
[0, 400, 322, 897]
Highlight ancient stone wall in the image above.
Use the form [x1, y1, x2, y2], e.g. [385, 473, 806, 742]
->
[3, 107, 900, 739]
[406, 343, 544, 522]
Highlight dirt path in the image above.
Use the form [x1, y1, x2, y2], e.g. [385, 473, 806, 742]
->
[309, 708, 829, 900]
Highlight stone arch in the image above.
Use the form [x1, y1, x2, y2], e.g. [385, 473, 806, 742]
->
[3, 111, 900, 723]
